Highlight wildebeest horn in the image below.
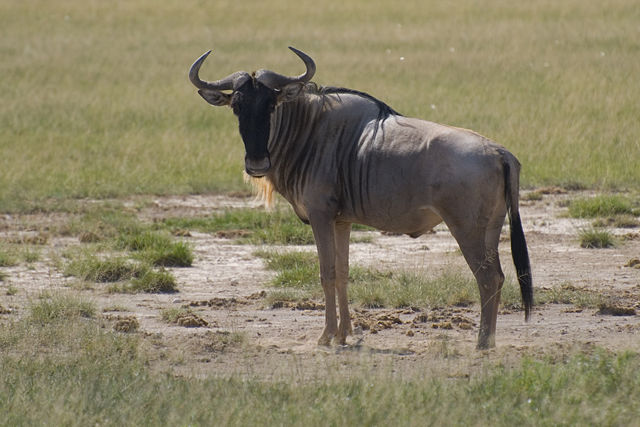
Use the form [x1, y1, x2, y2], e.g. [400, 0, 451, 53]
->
[189, 50, 250, 91]
[255, 46, 316, 89]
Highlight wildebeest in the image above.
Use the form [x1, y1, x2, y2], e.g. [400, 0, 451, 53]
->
[189, 47, 532, 349]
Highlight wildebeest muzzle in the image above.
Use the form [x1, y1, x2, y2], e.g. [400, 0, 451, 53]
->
[244, 156, 271, 177]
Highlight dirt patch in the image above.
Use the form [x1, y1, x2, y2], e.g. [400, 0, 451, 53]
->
[270, 300, 325, 310]
[2, 191, 640, 378]
[626, 258, 640, 268]
[107, 315, 140, 333]
[353, 309, 404, 333]
[187, 297, 249, 308]
[215, 229, 251, 239]
[597, 303, 637, 316]
[173, 312, 209, 328]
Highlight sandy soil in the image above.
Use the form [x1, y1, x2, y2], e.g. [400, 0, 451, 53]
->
[1, 191, 639, 379]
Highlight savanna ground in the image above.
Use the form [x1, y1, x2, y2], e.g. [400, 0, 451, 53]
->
[2, 0, 640, 425]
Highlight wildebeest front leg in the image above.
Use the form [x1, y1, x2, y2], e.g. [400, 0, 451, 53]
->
[334, 222, 352, 345]
[309, 216, 338, 346]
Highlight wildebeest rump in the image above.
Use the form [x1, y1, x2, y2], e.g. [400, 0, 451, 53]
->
[189, 47, 532, 349]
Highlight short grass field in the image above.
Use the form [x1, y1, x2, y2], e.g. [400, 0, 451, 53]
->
[2, 0, 640, 425]
[3, 300, 639, 426]
[1, 0, 640, 212]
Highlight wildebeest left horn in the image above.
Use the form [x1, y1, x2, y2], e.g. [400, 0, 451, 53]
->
[255, 46, 316, 89]
[189, 50, 250, 91]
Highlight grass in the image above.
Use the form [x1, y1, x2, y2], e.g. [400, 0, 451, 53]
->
[165, 208, 315, 245]
[61, 247, 177, 293]
[64, 255, 149, 283]
[161, 307, 194, 324]
[119, 231, 193, 267]
[0, 246, 18, 267]
[2, 1, 640, 212]
[2, 304, 640, 425]
[165, 207, 377, 245]
[0, 244, 42, 267]
[568, 195, 639, 218]
[68, 207, 194, 267]
[255, 249, 526, 311]
[256, 249, 320, 288]
[125, 269, 178, 294]
[62, 202, 147, 243]
[57, 206, 190, 291]
[350, 268, 527, 310]
[579, 228, 617, 248]
[522, 191, 544, 201]
[2, 0, 640, 422]
[592, 214, 639, 228]
[64, 254, 178, 293]
[142, 241, 193, 267]
[536, 283, 604, 308]
[256, 250, 605, 312]
[21, 247, 41, 263]
[28, 292, 96, 324]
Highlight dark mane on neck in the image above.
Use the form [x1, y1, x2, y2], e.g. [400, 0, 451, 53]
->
[303, 83, 402, 120]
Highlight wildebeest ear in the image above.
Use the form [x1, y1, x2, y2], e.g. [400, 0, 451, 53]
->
[277, 83, 305, 104]
[198, 89, 231, 107]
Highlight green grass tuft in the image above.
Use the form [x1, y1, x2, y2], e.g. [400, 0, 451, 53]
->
[569, 195, 638, 218]
[536, 283, 604, 308]
[592, 214, 639, 229]
[64, 255, 148, 282]
[130, 269, 178, 293]
[110, 269, 178, 294]
[142, 241, 193, 267]
[256, 250, 319, 288]
[0, 246, 18, 267]
[165, 208, 315, 245]
[117, 230, 173, 252]
[579, 228, 616, 249]
[350, 268, 481, 309]
[161, 307, 193, 323]
[21, 247, 41, 263]
[119, 231, 193, 267]
[69, 207, 145, 242]
[28, 293, 96, 324]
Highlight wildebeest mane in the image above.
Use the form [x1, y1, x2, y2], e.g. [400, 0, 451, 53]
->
[303, 83, 402, 122]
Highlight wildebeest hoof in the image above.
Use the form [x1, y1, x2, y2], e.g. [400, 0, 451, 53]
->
[334, 335, 347, 346]
[317, 334, 333, 346]
[476, 337, 496, 350]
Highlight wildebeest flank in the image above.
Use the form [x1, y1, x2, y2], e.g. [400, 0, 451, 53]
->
[189, 47, 532, 349]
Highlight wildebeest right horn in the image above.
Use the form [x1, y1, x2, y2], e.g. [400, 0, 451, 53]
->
[188, 50, 250, 91]
[255, 46, 316, 89]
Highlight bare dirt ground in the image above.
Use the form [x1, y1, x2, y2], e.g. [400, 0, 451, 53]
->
[1, 191, 640, 379]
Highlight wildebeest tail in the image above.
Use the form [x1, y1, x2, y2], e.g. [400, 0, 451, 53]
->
[503, 154, 533, 321]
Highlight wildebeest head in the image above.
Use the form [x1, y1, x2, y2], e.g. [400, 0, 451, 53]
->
[189, 47, 316, 177]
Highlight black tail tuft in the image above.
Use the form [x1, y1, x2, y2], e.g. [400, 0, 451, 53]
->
[503, 160, 533, 321]
[510, 211, 533, 320]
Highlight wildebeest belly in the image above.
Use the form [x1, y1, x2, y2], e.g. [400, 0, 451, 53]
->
[338, 194, 444, 237]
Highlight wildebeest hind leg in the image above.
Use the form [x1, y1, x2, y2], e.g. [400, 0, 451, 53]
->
[450, 225, 505, 350]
